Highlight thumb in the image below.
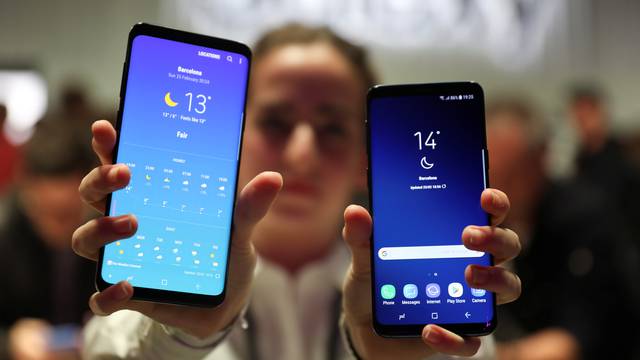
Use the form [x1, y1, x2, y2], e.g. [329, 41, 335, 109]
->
[342, 205, 373, 280]
[89, 281, 134, 316]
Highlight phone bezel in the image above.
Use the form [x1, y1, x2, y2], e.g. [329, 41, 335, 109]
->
[366, 82, 497, 337]
[95, 23, 252, 307]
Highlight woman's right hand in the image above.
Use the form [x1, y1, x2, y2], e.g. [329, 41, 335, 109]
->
[72, 120, 282, 339]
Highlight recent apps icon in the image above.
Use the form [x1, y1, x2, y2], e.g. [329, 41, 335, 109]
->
[448, 282, 463, 298]
[403, 284, 418, 299]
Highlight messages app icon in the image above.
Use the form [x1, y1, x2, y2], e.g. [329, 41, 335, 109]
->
[403, 284, 418, 299]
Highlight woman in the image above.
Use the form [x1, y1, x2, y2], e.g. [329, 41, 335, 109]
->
[73, 24, 521, 359]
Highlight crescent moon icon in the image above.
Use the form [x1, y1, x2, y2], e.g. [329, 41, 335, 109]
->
[420, 156, 434, 170]
[164, 92, 179, 107]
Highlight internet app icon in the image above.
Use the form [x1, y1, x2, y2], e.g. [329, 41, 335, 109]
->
[426, 283, 441, 298]
[403, 284, 418, 299]
[381, 284, 396, 300]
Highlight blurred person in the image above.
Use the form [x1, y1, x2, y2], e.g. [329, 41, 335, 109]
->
[487, 98, 639, 360]
[75, 24, 522, 359]
[568, 84, 640, 241]
[0, 120, 97, 360]
[58, 83, 99, 128]
[0, 104, 21, 194]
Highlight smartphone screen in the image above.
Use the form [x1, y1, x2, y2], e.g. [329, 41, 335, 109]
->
[97, 24, 251, 306]
[367, 82, 495, 336]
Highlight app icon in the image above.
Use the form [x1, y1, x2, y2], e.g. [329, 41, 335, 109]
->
[426, 283, 441, 298]
[381, 284, 396, 300]
[403, 284, 418, 299]
[471, 288, 486, 297]
[448, 282, 464, 298]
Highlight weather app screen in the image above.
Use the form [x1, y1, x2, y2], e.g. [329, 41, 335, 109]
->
[102, 35, 248, 296]
[370, 93, 493, 325]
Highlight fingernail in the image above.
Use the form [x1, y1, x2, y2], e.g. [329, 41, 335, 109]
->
[472, 266, 489, 285]
[108, 165, 121, 182]
[114, 281, 131, 301]
[113, 216, 132, 234]
[492, 192, 505, 209]
[467, 228, 483, 246]
[423, 325, 441, 343]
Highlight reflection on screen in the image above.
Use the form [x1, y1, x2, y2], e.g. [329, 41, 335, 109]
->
[370, 93, 493, 325]
[102, 35, 248, 296]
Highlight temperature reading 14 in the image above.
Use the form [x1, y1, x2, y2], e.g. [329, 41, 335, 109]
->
[413, 131, 440, 150]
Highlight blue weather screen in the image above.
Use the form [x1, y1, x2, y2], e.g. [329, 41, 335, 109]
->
[370, 92, 493, 326]
[102, 35, 248, 296]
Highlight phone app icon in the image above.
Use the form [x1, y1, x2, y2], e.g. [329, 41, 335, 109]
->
[471, 288, 486, 297]
[403, 284, 418, 299]
[381, 284, 396, 300]
[426, 283, 441, 298]
[448, 282, 463, 298]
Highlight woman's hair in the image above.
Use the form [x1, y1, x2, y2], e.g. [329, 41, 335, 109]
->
[253, 23, 377, 92]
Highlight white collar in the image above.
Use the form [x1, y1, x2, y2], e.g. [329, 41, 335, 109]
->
[253, 240, 350, 292]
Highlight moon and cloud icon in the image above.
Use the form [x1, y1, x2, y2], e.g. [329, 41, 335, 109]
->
[164, 92, 178, 107]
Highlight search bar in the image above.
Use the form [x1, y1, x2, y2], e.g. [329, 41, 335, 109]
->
[378, 245, 484, 260]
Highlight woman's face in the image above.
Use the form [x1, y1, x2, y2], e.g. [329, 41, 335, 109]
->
[239, 42, 366, 241]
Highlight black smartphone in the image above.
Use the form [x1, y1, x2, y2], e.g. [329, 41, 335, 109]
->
[96, 23, 251, 307]
[367, 82, 496, 336]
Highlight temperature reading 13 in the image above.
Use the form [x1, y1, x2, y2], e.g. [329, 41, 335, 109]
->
[413, 130, 440, 150]
[185, 92, 210, 114]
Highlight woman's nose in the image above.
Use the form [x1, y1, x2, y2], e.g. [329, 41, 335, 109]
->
[283, 123, 320, 174]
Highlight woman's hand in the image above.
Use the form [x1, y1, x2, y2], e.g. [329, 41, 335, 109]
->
[341, 188, 521, 359]
[72, 120, 282, 339]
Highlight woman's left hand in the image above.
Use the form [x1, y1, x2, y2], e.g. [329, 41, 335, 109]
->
[341, 188, 521, 360]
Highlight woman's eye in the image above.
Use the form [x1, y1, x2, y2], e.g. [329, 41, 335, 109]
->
[259, 116, 292, 137]
[319, 122, 347, 139]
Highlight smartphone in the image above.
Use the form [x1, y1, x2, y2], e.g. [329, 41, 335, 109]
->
[96, 23, 251, 307]
[367, 82, 496, 336]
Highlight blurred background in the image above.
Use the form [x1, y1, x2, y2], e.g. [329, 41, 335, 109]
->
[1, 0, 639, 359]
[1, 0, 640, 176]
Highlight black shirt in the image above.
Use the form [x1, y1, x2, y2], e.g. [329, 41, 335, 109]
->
[495, 179, 640, 359]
